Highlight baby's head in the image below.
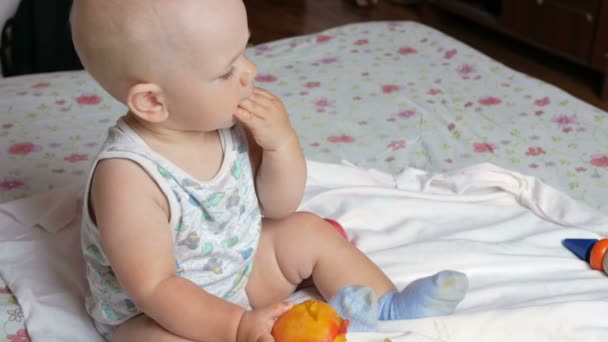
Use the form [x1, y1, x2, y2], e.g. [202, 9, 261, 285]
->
[70, 0, 257, 131]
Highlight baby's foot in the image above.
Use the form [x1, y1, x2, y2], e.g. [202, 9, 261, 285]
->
[378, 270, 468, 320]
[328, 285, 378, 332]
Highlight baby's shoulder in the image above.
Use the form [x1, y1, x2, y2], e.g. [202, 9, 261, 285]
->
[90, 158, 167, 212]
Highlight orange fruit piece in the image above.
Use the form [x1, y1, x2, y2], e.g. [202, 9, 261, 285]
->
[272, 299, 349, 342]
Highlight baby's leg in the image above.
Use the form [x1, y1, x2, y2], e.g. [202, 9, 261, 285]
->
[245, 212, 396, 308]
[112, 314, 194, 342]
[246, 212, 468, 332]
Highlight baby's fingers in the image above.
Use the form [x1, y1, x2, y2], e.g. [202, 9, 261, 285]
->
[234, 107, 261, 127]
[256, 333, 274, 342]
[268, 302, 293, 320]
[253, 87, 276, 101]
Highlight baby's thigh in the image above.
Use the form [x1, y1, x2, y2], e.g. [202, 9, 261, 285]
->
[246, 212, 343, 308]
[112, 314, 194, 342]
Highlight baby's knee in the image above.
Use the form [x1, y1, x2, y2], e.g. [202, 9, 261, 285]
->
[291, 211, 327, 229]
[285, 211, 344, 240]
[293, 211, 324, 224]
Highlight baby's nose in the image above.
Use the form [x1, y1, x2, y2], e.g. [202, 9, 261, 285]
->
[240, 56, 257, 87]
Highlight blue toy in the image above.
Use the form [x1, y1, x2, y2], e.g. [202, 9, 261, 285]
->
[562, 238, 608, 275]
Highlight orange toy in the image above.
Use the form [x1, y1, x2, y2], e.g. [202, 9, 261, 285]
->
[271, 300, 350, 342]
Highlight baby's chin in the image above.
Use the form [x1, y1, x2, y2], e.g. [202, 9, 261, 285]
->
[223, 116, 238, 128]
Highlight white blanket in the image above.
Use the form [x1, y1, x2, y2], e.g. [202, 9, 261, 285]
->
[1, 161, 607, 342]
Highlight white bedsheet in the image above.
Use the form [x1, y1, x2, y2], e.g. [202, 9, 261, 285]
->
[1, 161, 607, 342]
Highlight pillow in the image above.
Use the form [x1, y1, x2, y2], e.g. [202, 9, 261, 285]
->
[0, 185, 104, 342]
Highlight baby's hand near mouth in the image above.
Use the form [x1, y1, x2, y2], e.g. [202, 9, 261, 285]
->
[235, 87, 297, 152]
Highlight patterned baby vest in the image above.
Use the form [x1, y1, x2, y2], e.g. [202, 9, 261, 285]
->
[81, 119, 261, 327]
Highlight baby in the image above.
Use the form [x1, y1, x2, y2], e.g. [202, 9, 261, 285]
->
[70, 1, 468, 341]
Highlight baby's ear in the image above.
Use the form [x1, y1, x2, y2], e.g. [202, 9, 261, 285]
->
[126, 83, 169, 123]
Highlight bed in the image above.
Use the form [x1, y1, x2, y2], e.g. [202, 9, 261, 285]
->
[1, 21, 607, 341]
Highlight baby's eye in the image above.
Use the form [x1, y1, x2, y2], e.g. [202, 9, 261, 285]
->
[220, 67, 235, 81]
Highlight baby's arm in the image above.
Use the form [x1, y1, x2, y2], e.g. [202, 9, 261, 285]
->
[92, 159, 287, 341]
[236, 87, 307, 218]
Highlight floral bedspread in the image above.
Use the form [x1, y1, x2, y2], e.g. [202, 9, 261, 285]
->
[1, 21, 606, 340]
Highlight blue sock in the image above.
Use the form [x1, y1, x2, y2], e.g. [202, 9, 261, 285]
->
[378, 270, 468, 320]
[328, 285, 378, 332]
[328, 271, 468, 332]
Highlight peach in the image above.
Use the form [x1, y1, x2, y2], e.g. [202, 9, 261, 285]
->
[272, 299, 349, 342]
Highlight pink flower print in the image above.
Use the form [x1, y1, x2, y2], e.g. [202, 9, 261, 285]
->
[525, 147, 545, 156]
[448, 123, 456, 131]
[534, 97, 550, 106]
[428, 88, 442, 96]
[9, 142, 41, 155]
[382, 84, 400, 94]
[314, 98, 333, 107]
[254, 45, 271, 52]
[398, 47, 417, 55]
[444, 49, 458, 59]
[8, 308, 23, 322]
[479, 96, 502, 106]
[464, 101, 473, 108]
[32, 82, 50, 88]
[576, 167, 587, 172]
[255, 74, 277, 83]
[355, 39, 369, 45]
[552, 114, 576, 128]
[7, 329, 30, 342]
[76, 94, 102, 105]
[55, 99, 66, 105]
[3, 123, 13, 129]
[0, 177, 27, 191]
[305, 82, 320, 88]
[562, 127, 573, 133]
[529, 163, 539, 169]
[320, 57, 338, 64]
[591, 155, 608, 167]
[535, 110, 544, 116]
[457, 64, 475, 76]
[327, 135, 354, 143]
[388, 140, 406, 151]
[316, 35, 332, 43]
[474, 143, 496, 153]
[64, 154, 88, 163]
[398, 109, 417, 119]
